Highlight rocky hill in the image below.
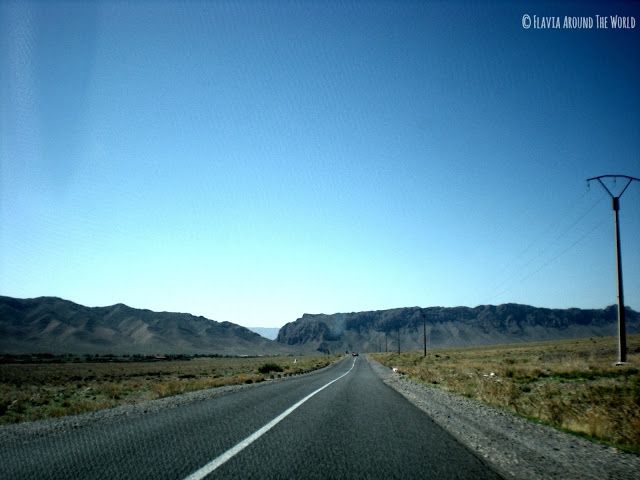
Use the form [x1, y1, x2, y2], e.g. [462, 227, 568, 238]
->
[0, 296, 294, 356]
[276, 304, 640, 354]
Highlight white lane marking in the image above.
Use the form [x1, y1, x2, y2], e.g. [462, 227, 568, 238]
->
[183, 357, 357, 480]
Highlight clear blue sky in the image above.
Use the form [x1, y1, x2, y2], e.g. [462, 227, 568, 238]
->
[2, 1, 639, 328]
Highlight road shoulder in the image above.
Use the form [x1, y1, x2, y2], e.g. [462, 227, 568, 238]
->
[367, 355, 640, 480]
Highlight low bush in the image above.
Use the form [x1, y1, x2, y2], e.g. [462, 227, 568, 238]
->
[257, 363, 283, 374]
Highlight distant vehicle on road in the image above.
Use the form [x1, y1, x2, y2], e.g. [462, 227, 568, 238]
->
[352, 352, 359, 356]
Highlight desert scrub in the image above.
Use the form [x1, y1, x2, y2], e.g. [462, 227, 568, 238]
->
[257, 363, 284, 374]
[372, 335, 640, 452]
[0, 354, 339, 424]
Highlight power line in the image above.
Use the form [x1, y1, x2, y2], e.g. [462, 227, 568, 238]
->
[485, 189, 590, 294]
[513, 218, 606, 289]
[490, 217, 607, 302]
[486, 193, 604, 302]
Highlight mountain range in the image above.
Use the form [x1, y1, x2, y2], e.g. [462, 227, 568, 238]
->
[276, 304, 640, 354]
[2, 296, 638, 356]
[0, 296, 292, 355]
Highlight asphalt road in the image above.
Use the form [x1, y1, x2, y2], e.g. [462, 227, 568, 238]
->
[0, 356, 502, 479]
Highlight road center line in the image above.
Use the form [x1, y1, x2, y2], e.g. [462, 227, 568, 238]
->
[183, 357, 357, 480]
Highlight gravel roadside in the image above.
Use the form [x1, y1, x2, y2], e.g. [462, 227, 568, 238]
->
[367, 355, 640, 480]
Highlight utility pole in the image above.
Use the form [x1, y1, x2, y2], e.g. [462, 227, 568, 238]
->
[587, 174, 639, 364]
[423, 314, 427, 357]
[385, 332, 388, 353]
[397, 328, 401, 354]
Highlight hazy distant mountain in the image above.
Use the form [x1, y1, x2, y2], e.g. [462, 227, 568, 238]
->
[0, 296, 294, 355]
[248, 327, 280, 340]
[276, 304, 640, 354]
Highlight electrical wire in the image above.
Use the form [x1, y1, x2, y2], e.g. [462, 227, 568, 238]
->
[490, 216, 608, 301]
[486, 191, 604, 302]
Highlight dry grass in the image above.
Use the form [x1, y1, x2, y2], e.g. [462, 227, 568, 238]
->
[371, 335, 640, 452]
[0, 355, 337, 424]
